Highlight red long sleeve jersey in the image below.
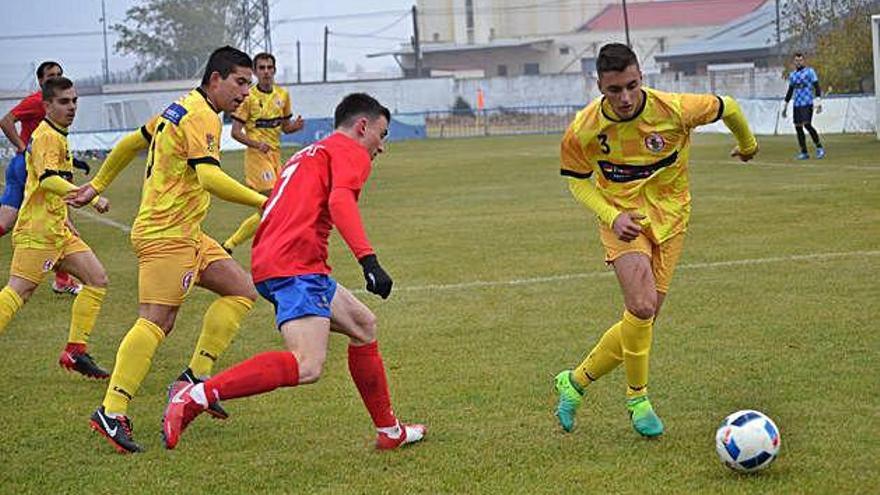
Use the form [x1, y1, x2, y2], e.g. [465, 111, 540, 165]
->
[252, 132, 375, 283]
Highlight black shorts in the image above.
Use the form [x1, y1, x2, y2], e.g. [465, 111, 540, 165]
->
[793, 105, 813, 125]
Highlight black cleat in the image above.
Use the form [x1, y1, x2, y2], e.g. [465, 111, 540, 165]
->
[90, 406, 144, 454]
[59, 350, 110, 379]
[221, 243, 233, 255]
[172, 368, 229, 420]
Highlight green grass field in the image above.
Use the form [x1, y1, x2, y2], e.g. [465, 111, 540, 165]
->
[0, 133, 878, 494]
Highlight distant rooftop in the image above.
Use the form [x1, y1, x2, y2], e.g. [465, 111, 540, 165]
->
[656, 1, 779, 61]
[580, 0, 767, 31]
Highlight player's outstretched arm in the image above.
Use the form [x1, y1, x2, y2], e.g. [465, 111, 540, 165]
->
[68, 129, 148, 207]
[718, 96, 758, 162]
[93, 130, 149, 192]
[328, 187, 392, 298]
[195, 164, 266, 208]
[40, 174, 109, 212]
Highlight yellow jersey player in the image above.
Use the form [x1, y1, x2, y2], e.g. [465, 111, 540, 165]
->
[0, 77, 113, 379]
[222, 52, 303, 253]
[71, 47, 268, 454]
[553, 43, 758, 437]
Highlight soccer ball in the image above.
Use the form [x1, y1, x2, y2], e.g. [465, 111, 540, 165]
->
[715, 410, 781, 473]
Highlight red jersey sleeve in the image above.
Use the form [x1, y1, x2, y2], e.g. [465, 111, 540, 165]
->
[327, 139, 374, 259]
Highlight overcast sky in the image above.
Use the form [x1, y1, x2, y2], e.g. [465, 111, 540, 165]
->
[0, 0, 415, 91]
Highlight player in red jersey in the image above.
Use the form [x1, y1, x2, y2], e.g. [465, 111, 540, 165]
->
[162, 93, 426, 451]
[0, 61, 88, 295]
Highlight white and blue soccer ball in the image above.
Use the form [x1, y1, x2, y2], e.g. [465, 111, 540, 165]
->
[715, 409, 781, 473]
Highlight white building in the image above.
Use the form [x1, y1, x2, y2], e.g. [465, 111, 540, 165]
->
[372, 0, 770, 78]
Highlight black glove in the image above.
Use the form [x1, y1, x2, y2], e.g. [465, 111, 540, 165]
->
[72, 158, 91, 175]
[358, 254, 392, 299]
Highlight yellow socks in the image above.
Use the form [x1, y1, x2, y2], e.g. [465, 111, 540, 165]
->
[103, 318, 165, 415]
[67, 285, 106, 344]
[572, 321, 623, 389]
[188, 296, 253, 377]
[0, 286, 23, 335]
[223, 213, 261, 250]
[620, 310, 654, 399]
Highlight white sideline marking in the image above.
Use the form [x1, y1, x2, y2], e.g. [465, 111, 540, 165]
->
[73, 209, 132, 233]
[383, 250, 880, 294]
[704, 159, 879, 172]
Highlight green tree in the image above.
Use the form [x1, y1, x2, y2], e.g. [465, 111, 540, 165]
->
[113, 0, 240, 81]
[783, 0, 879, 93]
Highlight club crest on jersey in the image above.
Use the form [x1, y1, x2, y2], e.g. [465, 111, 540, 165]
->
[42, 259, 54, 272]
[182, 271, 195, 291]
[206, 134, 216, 153]
[645, 133, 665, 153]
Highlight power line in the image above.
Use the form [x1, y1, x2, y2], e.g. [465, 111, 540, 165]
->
[0, 31, 104, 41]
[273, 9, 408, 26]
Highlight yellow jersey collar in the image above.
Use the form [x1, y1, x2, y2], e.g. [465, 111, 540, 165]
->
[600, 89, 648, 123]
[256, 83, 274, 94]
[196, 87, 221, 114]
[43, 117, 68, 136]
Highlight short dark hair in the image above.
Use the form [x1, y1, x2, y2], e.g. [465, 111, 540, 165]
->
[334, 93, 391, 129]
[42, 77, 74, 101]
[36, 61, 62, 80]
[253, 52, 276, 68]
[201, 46, 253, 86]
[596, 43, 639, 75]
[793, 52, 804, 58]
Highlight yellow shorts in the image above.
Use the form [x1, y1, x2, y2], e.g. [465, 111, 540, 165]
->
[244, 148, 281, 192]
[132, 233, 231, 306]
[599, 227, 686, 293]
[11, 234, 91, 284]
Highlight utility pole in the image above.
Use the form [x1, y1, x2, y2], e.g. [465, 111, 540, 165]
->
[412, 5, 422, 78]
[296, 40, 301, 83]
[323, 26, 329, 82]
[775, 0, 782, 45]
[622, 0, 631, 48]
[101, 0, 110, 84]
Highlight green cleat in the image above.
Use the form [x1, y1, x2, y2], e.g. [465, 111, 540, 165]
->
[627, 396, 664, 437]
[554, 370, 584, 432]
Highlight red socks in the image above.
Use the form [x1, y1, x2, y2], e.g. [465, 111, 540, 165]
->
[348, 341, 396, 428]
[55, 271, 72, 285]
[64, 342, 86, 355]
[204, 351, 299, 403]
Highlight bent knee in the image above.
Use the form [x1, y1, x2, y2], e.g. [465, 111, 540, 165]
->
[349, 313, 378, 345]
[296, 356, 326, 384]
[628, 297, 657, 320]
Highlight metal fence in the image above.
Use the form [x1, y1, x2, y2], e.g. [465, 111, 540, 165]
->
[422, 105, 582, 139]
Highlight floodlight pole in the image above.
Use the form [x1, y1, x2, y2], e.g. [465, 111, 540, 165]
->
[323, 26, 329, 82]
[622, 0, 631, 47]
[296, 40, 301, 84]
[412, 5, 422, 78]
[101, 0, 110, 84]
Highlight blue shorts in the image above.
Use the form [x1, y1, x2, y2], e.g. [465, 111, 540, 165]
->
[256, 274, 337, 329]
[1, 153, 27, 209]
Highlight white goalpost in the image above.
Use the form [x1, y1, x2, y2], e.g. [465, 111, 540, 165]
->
[873, 15, 880, 139]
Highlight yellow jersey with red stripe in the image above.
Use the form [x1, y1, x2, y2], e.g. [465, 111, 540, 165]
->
[14, 118, 74, 248]
[131, 88, 221, 241]
[560, 87, 723, 243]
[231, 84, 291, 151]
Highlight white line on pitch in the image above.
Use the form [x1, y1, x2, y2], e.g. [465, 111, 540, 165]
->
[73, 209, 132, 232]
[379, 250, 880, 294]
